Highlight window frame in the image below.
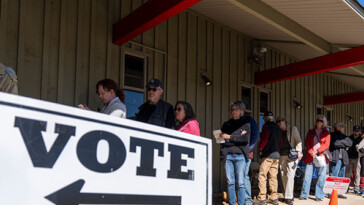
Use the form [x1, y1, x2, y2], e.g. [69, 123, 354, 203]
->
[122, 50, 148, 94]
[241, 83, 254, 114]
[259, 89, 271, 115]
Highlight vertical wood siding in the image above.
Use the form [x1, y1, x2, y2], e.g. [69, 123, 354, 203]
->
[0, 0, 363, 193]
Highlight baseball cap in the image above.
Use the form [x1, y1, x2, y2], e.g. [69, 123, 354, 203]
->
[148, 78, 164, 89]
[264, 111, 273, 117]
[335, 122, 345, 128]
[353, 125, 360, 131]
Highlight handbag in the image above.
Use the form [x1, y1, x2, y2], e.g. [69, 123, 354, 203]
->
[314, 130, 332, 161]
[288, 126, 298, 160]
[360, 147, 364, 153]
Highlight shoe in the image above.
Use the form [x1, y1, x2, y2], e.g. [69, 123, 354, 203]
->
[268, 199, 278, 205]
[298, 197, 307, 200]
[284, 199, 293, 205]
[338, 194, 347, 199]
[253, 200, 267, 205]
[315, 198, 323, 201]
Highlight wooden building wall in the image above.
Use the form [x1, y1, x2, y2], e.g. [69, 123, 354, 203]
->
[1, 0, 363, 192]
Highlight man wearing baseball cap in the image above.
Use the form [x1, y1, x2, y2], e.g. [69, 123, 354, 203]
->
[329, 122, 353, 199]
[255, 111, 282, 205]
[346, 125, 362, 195]
[135, 78, 175, 128]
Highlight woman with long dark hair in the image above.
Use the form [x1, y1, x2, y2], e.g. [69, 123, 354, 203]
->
[174, 101, 200, 136]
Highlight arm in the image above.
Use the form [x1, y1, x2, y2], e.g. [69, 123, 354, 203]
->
[317, 132, 331, 154]
[185, 120, 200, 136]
[229, 126, 250, 144]
[110, 109, 126, 118]
[258, 125, 269, 152]
[293, 126, 302, 153]
[334, 136, 352, 148]
[165, 106, 176, 129]
[306, 131, 314, 154]
[249, 118, 259, 151]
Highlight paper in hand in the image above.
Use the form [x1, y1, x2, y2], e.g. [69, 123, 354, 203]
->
[213, 130, 225, 144]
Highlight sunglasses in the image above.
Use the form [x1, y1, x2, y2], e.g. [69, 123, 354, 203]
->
[174, 107, 182, 112]
[276, 120, 281, 124]
[316, 120, 324, 123]
[147, 87, 160, 92]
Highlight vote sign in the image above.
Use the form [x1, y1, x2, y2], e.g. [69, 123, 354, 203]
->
[0, 93, 212, 205]
[323, 177, 350, 195]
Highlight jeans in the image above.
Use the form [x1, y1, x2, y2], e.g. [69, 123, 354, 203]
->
[330, 160, 346, 177]
[245, 158, 253, 204]
[223, 154, 246, 205]
[300, 163, 327, 199]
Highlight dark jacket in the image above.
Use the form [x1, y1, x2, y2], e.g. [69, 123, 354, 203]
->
[220, 116, 251, 160]
[136, 100, 175, 128]
[348, 134, 362, 159]
[258, 121, 282, 159]
[247, 116, 259, 159]
[329, 131, 352, 165]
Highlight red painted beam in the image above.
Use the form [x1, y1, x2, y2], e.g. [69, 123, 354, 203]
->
[324, 91, 364, 106]
[254, 45, 364, 86]
[113, 0, 201, 45]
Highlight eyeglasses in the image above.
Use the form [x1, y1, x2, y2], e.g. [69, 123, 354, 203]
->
[147, 87, 160, 92]
[174, 107, 182, 112]
[316, 120, 324, 123]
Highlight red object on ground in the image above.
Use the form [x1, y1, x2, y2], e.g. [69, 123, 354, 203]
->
[254, 45, 364, 86]
[113, 0, 201, 45]
[329, 189, 338, 205]
[323, 91, 364, 105]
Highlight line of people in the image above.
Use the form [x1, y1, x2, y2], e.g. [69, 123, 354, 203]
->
[220, 105, 364, 205]
[77, 77, 364, 205]
[80, 78, 201, 136]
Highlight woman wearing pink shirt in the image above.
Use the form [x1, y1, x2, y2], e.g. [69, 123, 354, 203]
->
[175, 101, 200, 136]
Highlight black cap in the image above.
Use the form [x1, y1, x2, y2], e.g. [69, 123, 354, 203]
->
[264, 111, 273, 117]
[148, 78, 164, 89]
[353, 125, 360, 131]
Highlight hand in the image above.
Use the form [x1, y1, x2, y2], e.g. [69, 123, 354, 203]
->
[259, 151, 262, 156]
[311, 150, 318, 156]
[312, 154, 317, 159]
[241, 130, 247, 135]
[220, 133, 230, 140]
[298, 152, 303, 161]
[78, 104, 90, 110]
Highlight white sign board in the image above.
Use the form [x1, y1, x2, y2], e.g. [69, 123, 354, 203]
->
[323, 177, 350, 195]
[0, 93, 212, 205]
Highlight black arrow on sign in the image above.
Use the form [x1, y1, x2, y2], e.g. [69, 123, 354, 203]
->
[45, 179, 181, 205]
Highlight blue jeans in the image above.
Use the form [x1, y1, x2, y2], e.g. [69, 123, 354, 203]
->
[300, 163, 327, 199]
[245, 158, 253, 204]
[329, 160, 346, 177]
[223, 154, 246, 205]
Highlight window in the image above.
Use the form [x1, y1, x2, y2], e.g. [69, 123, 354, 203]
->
[123, 53, 147, 119]
[317, 106, 323, 115]
[260, 91, 269, 114]
[259, 90, 270, 132]
[124, 54, 145, 89]
[241, 85, 253, 114]
[344, 0, 364, 20]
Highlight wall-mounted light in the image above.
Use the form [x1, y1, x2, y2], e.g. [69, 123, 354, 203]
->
[346, 113, 354, 122]
[201, 72, 212, 86]
[293, 99, 303, 109]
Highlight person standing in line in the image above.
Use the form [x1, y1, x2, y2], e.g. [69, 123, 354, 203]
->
[276, 116, 302, 205]
[255, 111, 281, 205]
[220, 101, 251, 205]
[299, 115, 330, 201]
[346, 125, 362, 195]
[135, 78, 175, 128]
[175, 101, 200, 136]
